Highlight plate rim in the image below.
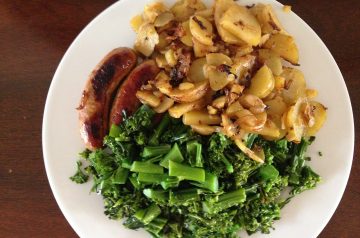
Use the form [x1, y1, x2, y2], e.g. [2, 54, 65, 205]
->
[42, 0, 355, 237]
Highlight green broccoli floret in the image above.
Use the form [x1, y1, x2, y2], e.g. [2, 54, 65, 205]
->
[69, 160, 88, 184]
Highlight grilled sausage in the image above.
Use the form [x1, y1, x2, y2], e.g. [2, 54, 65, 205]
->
[78, 47, 137, 150]
[110, 60, 160, 126]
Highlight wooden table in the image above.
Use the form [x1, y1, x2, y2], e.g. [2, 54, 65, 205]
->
[0, 0, 358, 237]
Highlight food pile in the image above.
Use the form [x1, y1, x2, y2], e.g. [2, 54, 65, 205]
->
[71, 0, 327, 237]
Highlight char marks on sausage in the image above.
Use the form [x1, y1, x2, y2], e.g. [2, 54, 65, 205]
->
[78, 47, 137, 150]
[110, 60, 160, 126]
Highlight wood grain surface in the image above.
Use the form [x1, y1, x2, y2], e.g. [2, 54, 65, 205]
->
[0, 0, 358, 237]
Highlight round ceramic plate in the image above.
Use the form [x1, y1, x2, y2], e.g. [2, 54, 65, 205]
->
[42, 0, 354, 237]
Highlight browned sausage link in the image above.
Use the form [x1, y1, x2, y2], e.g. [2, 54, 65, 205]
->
[110, 60, 160, 126]
[78, 47, 137, 150]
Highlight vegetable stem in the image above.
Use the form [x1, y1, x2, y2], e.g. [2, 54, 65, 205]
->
[168, 161, 205, 182]
[170, 188, 200, 204]
[142, 145, 171, 158]
[160, 143, 184, 168]
[112, 167, 129, 184]
[186, 140, 203, 167]
[149, 113, 171, 145]
[202, 188, 246, 214]
[131, 161, 164, 174]
[135, 204, 161, 225]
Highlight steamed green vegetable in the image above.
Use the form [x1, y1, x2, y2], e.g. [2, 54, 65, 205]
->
[71, 105, 321, 237]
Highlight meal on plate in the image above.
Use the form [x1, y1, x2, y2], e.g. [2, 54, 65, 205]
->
[71, 0, 327, 237]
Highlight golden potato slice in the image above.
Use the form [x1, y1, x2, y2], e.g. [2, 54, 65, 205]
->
[281, 67, 306, 104]
[226, 100, 244, 116]
[264, 56, 283, 76]
[156, 32, 170, 50]
[306, 89, 318, 99]
[143, 2, 167, 23]
[171, 0, 206, 21]
[232, 55, 256, 79]
[195, 7, 214, 20]
[134, 23, 159, 57]
[154, 11, 174, 27]
[188, 57, 207, 82]
[251, 4, 284, 34]
[168, 98, 206, 118]
[265, 96, 287, 117]
[136, 90, 161, 107]
[164, 49, 178, 67]
[285, 97, 306, 142]
[130, 15, 144, 32]
[214, 0, 243, 45]
[304, 101, 327, 136]
[206, 53, 233, 66]
[220, 5, 261, 46]
[283, 5, 292, 13]
[274, 76, 285, 89]
[234, 45, 254, 58]
[263, 33, 299, 64]
[212, 95, 227, 109]
[180, 20, 193, 47]
[256, 119, 281, 138]
[154, 53, 168, 68]
[166, 80, 210, 103]
[154, 96, 175, 113]
[258, 49, 283, 76]
[206, 105, 217, 115]
[247, 65, 275, 98]
[206, 65, 235, 91]
[191, 124, 218, 135]
[183, 110, 221, 125]
[178, 82, 195, 90]
[189, 16, 214, 46]
[192, 37, 217, 57]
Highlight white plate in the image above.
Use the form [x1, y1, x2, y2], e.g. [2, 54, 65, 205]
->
[42, 0, 354, 237]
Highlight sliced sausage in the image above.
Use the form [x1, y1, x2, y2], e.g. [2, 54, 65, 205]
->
[110, 60, 160, 126]
[78, 47, 137, 150]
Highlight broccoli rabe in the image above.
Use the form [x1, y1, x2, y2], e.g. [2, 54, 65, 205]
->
[71, 106, 321, 238]
[69, 161, 88, 184]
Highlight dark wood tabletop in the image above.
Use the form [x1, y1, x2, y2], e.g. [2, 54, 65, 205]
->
[0, 0, 358, 237]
